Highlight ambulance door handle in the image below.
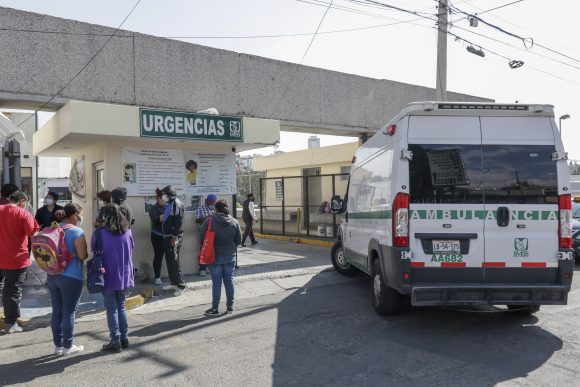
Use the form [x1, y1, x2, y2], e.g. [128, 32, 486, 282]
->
[497, 207, 510, 227]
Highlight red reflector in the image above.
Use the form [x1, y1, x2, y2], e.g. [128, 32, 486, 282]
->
[410, 262, 425, 268]
[441, 262, 466, 268]
[483, 262, 506, 267]
[561, 239, 573, 249]
[386, 124, 396, 136]
[403, 272, 409, 280]
[521, 262, 547, 268]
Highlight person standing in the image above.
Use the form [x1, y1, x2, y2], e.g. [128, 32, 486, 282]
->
[95, 204, 134, 353]
[0, 191, 39, 333]
[241, 193, 258, 247]
[111, 187, 135, 227]
[201, 200, 241, 315]
[161, 186, 186, 290]
[48, 203, 88, 355]
[195, 194, 217, 276]
[149, 189, 166, 285]
[94, 190, 112, 227]
[35, 191, 64, 229]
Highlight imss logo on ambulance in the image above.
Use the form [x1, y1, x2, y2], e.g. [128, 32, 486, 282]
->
[514, 238, 529, 257]
[140, 108, 243, 142]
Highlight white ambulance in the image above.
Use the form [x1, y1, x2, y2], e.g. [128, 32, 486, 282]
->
[330, 102, 574, 315]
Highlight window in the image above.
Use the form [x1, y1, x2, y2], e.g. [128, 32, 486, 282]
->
[340, 166, 351, 180]
[275, 180, 283, 200]
[409, 144, 483, 204]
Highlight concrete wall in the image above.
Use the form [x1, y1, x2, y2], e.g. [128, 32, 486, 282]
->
[0, 6, 491, 136]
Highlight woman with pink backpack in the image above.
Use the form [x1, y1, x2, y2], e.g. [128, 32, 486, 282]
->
[47, 203, 88, 356]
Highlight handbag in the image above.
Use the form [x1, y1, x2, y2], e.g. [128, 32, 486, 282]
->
[86, 228, 106, 294]
[199, 217, 216, 265]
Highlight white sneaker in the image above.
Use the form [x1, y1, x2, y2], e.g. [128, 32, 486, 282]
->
[154, 277, 162, 285]
[5, 324, 23, 334]
[200, 270, 207, 276]
[163, 285, 177, 291]
[54, 346, 64, 355]
[62, 344, 84, 356]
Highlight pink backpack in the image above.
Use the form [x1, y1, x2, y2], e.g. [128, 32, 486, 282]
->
[32, 223, 74, 275]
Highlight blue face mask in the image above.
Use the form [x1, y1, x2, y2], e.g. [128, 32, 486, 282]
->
[208, 205, 215, 210]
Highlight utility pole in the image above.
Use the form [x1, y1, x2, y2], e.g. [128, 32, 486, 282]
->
[435, 0, 448, 101]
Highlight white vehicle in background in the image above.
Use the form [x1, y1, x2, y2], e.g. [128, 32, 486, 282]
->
[331, 102, 574, 316]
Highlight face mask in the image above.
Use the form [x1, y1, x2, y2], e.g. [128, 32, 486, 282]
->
[100, 201, 105, 207]
[161, 195, 169, 203]
[208, 204, 215, 210]
[76, 215, 84, 227]
[45, 198, 54, 206]
[250, 197, 255, 202]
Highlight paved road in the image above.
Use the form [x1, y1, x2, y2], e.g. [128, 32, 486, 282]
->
[1, 246, 580, 386]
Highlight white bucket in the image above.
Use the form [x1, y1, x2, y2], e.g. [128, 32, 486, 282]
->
[317, 225, 327, 237]
[326, 226, 333, 237]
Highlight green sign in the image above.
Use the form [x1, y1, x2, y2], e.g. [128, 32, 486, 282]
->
[140, 108, 243, 142]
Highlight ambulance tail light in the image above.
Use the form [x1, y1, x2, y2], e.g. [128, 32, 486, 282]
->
[393, 193, 409, 247]
[559, 194, 572, 249]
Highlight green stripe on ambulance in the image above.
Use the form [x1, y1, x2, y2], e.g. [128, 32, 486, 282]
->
[409, 210, 557, 221]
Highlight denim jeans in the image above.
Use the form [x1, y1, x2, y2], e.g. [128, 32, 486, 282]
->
[47, 275, 83, 349]
[208, 259, 235, 311]
[102, 290, 128, 344]
[1, 268, 27, 325]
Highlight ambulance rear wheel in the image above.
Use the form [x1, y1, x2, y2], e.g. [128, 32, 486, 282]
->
[331, 241, 356, 276]
[372, 260, 400, 316]
[507, 305, 540, 315]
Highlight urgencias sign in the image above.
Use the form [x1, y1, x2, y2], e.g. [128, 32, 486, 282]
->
[140, 108, 243, 142]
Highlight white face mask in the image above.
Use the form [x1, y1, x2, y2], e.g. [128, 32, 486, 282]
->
[76, 215, 84, 227]
[161, 195, 169, 203]
[45, 198, 54, 206]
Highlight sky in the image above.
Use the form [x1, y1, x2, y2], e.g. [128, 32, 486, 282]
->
[1, 0, 579, 159]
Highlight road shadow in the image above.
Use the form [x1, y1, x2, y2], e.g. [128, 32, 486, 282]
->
[271, 272, 564, 386]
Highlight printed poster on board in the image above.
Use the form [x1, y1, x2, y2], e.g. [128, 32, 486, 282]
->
[122, 147, 237, 196]
[183, 151, 236, 195]
[122, 148, 185, 196]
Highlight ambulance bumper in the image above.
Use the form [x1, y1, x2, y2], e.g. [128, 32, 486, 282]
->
[410, 284, 570, 306]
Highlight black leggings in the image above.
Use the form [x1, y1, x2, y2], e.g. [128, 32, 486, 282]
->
[151, 233, 165, 278]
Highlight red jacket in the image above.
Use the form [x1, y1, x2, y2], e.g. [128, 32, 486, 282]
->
[0, 204, 39, 270]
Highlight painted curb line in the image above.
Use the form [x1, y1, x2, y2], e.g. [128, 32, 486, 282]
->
[254, 233, 334, 248]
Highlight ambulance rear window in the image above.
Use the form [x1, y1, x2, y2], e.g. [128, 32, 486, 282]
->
[483, 145, 557, 204]
[409, 144, 483, 204]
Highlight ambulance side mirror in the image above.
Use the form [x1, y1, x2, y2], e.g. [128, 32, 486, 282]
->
[330, 195, 345, 214]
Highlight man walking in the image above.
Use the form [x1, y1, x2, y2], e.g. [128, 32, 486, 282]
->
[195, 194, 217, 276]
[0, 191, 39, 333]
[160, 186, 186, 290]
[241, 193, 258, 247]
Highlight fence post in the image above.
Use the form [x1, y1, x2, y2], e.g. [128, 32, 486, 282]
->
[281, 177, 285, 236]
[296, 207, 301, 242]
[259, 177, 264, 234]
[305, 175, 310, 237]
[332, 175, 337, 239]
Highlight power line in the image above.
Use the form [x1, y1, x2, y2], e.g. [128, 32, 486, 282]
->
[16, 0, 142, 128]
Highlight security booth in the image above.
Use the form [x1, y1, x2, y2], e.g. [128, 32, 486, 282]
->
[33, 100, 280, 276]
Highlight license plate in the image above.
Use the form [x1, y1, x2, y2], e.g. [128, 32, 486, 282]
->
[432, 240, 460, 253]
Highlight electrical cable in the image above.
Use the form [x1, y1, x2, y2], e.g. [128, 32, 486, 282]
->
[16, 0, 142, 128]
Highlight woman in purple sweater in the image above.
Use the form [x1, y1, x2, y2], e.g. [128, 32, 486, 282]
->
[92, 203, 134, 353]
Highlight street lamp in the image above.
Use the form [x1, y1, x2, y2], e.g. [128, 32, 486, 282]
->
[559, 114, 570, 133]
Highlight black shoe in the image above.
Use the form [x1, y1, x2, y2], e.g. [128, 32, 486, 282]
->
[204, 308, 219, 316]
[101, 342, 122, 353]
[227, 306, 234, 314]
[241, 243, 247, 247]
[176, 284, 186, 290]
[121, 339, 129, 349]
[251, 240, 258, 245]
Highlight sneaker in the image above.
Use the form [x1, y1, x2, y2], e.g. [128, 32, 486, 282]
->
[226, 306, 234, 314]
[101, 342, 122, 353]
[199, 270, 207, 277]
[204, 308, 219, 316]
[121, 338, 129, 349]
[5, 324, 23, 334]
[54, 346, 64, 355]
[251, 240, 259, 245]
[241, 244, 247, 247]
[176, 284, 186, 290]
[154, 277, 162, 285]
[163, 285, 177, 291]
[62, 344, 84, 356]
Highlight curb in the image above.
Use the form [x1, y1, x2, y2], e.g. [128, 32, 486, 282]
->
[254, 233, 334, 248]
[0, 287, 155, 331]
